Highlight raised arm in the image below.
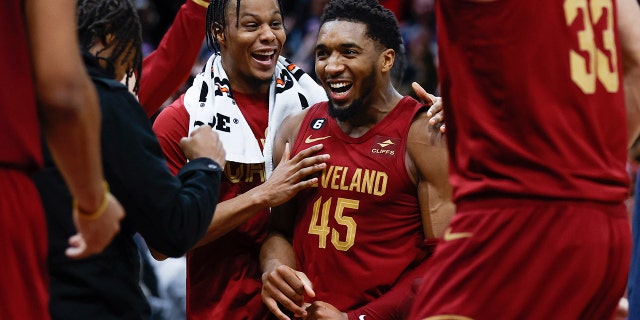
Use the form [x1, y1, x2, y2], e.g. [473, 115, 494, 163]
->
[25, 0, 124, 259]
[139, 0, 209, 116]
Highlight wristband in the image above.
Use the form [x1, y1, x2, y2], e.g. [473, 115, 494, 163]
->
[74, 181, 110, 220]
[192, 0, 209, 8]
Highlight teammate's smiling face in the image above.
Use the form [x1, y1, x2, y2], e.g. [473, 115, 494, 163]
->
[315, 20, 381, 121]
[215, 0, 286, 93]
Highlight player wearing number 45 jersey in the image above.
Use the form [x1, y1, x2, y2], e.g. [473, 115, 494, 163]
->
[260, 1, 454, 319]
[409, 0, 640, 319]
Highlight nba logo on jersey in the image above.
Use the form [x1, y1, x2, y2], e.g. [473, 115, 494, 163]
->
[371, 136, 399, 157]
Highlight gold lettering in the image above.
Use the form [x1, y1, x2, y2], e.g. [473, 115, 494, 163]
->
[245, 163, 265, 183]
[320, 166, 334, 189]
[330, 166, 343, 190]
[373, 172, 388, 196]
[225, 162, 243, 183]
[362, 169, 376, 194]
[349, 168, 362, 192]
[339, 167, 349, 190]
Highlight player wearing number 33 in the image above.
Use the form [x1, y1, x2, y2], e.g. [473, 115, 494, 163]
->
[260, 1, 455, 319]
[408, 0, 640, 319]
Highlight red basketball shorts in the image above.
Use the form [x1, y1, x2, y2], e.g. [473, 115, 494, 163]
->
[409, 198, 631, 320]
[0, 169, 50, 319]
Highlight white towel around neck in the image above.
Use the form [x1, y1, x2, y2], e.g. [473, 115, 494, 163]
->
[184, 53, 327, 176]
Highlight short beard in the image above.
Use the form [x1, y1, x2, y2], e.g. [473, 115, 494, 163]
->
[328, 97, 366, 121]
[327, 68, 376, 122]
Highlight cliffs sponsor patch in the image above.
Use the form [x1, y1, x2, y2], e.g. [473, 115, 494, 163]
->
[371, 136, 400, 157]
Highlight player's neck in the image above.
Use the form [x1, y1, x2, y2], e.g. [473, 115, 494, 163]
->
[336, 88, 403, 138]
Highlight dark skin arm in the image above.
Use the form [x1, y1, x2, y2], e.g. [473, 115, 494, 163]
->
[260, 110, 323, 320]
[25, 0, 124, 259]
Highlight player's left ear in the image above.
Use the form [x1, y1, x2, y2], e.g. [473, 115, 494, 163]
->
[379, 48, 395, 72]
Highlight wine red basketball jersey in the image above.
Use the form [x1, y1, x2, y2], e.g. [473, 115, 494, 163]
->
[290, 97, 426, 311]
[437, 0, 629, 203]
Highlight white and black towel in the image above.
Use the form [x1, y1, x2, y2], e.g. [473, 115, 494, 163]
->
[184, 53, 327, 176]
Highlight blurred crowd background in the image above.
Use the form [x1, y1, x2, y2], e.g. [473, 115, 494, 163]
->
[135, 0, 439, 110]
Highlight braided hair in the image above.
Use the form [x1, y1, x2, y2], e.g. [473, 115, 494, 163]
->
[77, 0, 142, 93]
[205, 0, 286, 53]
[320, 0, 403, 55]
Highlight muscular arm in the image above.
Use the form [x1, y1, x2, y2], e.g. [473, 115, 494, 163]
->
[408, 112, 454, 239]
[261, 111, 306, 271]
[618, 0, 640, 150]
[25, 0, 124, 258]
[26, 0, 105, 212]
[260, 111, 320, 320]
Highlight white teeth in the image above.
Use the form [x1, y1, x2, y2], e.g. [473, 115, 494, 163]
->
[255, 50, 275, 56]
[330, 82, 350, 89]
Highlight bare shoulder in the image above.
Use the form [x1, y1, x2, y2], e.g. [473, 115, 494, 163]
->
[405, 110, 449, 183]
[272, 108, 311, 166]
[408, 110, 447, 153]
[277, 108, 310, 144]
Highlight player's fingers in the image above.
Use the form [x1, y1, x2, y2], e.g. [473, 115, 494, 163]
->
[264, 268, 308, 309]
[291, 144, 324, 163]
[280, 142, 292, 163]
[296, 271, 316, 298]
[428, 112, 443, 126]
[262, 295, 292, 320]
[293, 162, 326, 182]
[65, 234, 88, 259]
[412, 82, 434, 106]
[264, 281, 307, 318]
[293, 178, 319, 192]
[411, 82, 429, 99]
[297, 154, 330, 169]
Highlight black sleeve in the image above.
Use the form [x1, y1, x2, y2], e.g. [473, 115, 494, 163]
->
[100, 85, 221, 257]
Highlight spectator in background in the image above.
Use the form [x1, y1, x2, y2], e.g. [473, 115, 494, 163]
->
[398, 0, 438, 96]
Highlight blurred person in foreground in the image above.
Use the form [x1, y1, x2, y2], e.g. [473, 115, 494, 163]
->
[32, 0, 226, 318]
[0, 0, 125, 318]
[409, 0, 640, 318]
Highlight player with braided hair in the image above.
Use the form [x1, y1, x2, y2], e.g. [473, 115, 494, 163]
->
[33, 0, 226, 318]
[153, 0, 328, 318]
[76, 0, 142, 93]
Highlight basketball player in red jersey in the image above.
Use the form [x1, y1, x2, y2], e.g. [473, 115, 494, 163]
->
[1, 0, 125, 318]
[409, 0, 640, 319]
[259, 1, 454, 319]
